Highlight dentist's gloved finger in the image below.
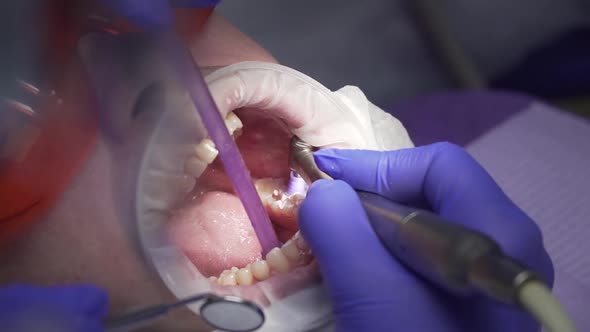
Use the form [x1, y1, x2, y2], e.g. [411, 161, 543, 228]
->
[103, 0, 218, 28]
[313, 144, 552, 282]
[0, 285, 109, 332]
[170, 0, 221, 7]
[2, 285, 109, 317]
[313, 143, 506, 212]
[313, 142, 536, 243]
[102, 0, 172, 28]
[298, 180, 408, 295]
[51, 285, 109, 317]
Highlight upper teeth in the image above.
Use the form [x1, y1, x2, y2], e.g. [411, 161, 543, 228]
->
[184, 156, 208, 178]
[184, 112, 243, 178]
[225, 112, 243, 136]
[194, 138, 218, 164]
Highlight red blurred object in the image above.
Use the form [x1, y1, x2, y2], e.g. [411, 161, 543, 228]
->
[0, 0, 213, 245]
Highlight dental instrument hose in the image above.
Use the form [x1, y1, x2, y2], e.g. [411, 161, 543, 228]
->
[289, 137, 576, 332]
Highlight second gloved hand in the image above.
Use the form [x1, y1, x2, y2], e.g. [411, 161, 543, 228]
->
[298, 142, 553, 332]
[101, 0, 220, 28]
[0, 284, 108, 332]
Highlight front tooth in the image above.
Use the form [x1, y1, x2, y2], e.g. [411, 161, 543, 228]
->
[225, 112, 243, 135]
[251, 260, 270, 281]
[184, 156, 207, 178]
[220, 271, 237, 286]
[281, 240, 301, 262]
[194, 138, 218, 164]
[266, 247, 290, 273]
[236, 267, 254, 286]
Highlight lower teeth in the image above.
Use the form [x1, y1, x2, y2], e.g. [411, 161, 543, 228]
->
[212, 231, 312, 286]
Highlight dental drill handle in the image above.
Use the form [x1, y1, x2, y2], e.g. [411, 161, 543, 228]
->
[357, 191, 535, 305]
[289, 136, 536, 305]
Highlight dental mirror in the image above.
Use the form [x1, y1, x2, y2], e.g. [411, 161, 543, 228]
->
[201, 295, 265, 332]
[105, 293, 264, 332]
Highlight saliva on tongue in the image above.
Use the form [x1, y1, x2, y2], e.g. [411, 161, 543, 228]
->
[164, 36, 280, 256]
[167, 191, 264, 277]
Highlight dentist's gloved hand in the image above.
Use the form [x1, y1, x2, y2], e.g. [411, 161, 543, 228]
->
[0, 284, 108, 332]
[298, 142, 553, 332]
[102, 0, 220, 28]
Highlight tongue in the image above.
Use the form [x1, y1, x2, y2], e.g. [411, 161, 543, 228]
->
[167, 191, 262, 277]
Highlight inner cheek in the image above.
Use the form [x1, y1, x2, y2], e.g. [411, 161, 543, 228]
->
[197, 108, 292, 191]
[236, 108, 291, 178]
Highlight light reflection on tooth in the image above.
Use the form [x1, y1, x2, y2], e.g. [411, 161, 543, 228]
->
[255, 178, 283, 195]
[140, 171, 195, 213]
[251, 260, 270, 281]
[219, 269, 230, 279]
[295, 231, 310, 252]
[236, 267, 253, 286]
[220, 272, 237, 286]
[225, 112, 243, 135]
[184, 156, 207, 178]
[266, 247, 290, 273]
[272, 190, 281, 200]
[281, 240, 301, 262]
[194, 138, 218, 164]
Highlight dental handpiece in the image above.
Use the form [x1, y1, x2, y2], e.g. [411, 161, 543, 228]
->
[288, 136, 537, 305]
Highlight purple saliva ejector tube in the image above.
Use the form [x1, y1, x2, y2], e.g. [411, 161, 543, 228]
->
[163, 32, 279, 255]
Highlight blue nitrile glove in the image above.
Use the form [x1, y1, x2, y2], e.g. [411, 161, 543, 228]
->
[0, 284, 108, 332]
[298, 142, 554, 332]
[102, 0, 220, 28]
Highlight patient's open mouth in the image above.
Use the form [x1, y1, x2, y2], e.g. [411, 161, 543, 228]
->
[136, 61, 410, 310]
[165, 108, 317, 288]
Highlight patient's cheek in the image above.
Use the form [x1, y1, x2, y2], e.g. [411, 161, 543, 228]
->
[187, 13, 277, 67]
[196, 108, 291, 192]
[235, 108, 291, 178]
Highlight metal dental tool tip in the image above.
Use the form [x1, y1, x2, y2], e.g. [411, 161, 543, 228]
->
[286, 170, 308, 196]
[288, 136, 333, 184]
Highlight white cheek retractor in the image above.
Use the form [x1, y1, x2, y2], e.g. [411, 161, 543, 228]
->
[137, 61, 413, 332]
[205, 61, 414, 151]
[139, 61, 382, 332]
